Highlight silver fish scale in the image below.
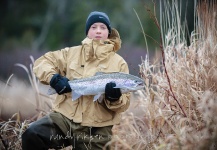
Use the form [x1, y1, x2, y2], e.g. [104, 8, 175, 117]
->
[69, 72, 142, 84]
[69, 77, 128, 95]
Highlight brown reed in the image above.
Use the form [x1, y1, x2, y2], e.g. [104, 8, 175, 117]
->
[108, 0, 217, 149]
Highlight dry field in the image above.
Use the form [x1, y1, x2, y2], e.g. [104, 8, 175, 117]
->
[1, 1, 217, 150]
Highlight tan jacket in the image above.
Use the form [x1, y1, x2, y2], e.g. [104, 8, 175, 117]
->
[33, 28, 130, 127]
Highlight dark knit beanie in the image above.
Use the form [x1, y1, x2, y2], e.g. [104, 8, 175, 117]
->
[85, 11, 111, 35]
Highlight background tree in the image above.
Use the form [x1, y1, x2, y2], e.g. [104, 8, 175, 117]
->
[0, 0, 195, 79]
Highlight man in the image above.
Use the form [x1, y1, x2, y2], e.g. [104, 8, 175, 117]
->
[22, 11, 130, 150]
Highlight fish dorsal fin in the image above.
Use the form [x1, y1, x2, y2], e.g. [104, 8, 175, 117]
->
[94, 72, 121, 76]
[93, 93, 103, 101]
[94, 72, 106, 76]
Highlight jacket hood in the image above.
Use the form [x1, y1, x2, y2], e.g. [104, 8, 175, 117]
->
[81, 28, 121, 61]
[107, 28, 121, 51]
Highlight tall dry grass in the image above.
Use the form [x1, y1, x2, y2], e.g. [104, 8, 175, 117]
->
[109, 0, 217, 150]
[0, 56, 53, 149]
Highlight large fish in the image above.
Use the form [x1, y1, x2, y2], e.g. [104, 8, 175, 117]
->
[48, 72, 145, 101]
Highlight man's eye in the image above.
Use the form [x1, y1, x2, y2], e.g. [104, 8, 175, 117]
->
[101, 26, 107, 30]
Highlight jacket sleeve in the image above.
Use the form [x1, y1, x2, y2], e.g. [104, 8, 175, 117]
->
[33, 48, 69, 85]
[104, 60, 131, 113]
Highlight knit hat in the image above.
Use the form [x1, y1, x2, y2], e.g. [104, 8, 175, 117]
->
[85, 11, 111, 35]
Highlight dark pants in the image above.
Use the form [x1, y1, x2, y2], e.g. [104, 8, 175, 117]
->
[22, 112, 113, 150]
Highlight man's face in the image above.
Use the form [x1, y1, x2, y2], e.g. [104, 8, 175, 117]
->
[87, 22, 109, 40]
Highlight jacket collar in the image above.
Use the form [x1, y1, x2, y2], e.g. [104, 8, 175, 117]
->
[81, 28, 121, 62]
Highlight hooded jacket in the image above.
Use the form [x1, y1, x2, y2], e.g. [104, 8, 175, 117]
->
[33, 28, 130, 127]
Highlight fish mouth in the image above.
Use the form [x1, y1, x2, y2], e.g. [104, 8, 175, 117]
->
[137, 81, 144, 86]
[133, 85, 145, 90]
[138, 83, 144, 86]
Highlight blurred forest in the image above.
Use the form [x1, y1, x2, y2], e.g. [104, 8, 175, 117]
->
[0, 0, 195, 80]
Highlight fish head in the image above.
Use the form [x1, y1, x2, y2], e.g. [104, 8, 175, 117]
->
[126, 79, 144, 86]
[117, 75, 145, 93]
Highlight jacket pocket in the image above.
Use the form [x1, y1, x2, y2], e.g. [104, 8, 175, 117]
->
[60, 98, 79, 117]
[93, 103, 113, 123]
[53, 95, 66, 108]
[68, 62, 83, 79]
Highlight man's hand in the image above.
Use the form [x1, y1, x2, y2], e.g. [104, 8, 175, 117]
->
[105, 82, 121, 102]
[50, 74, 72, 95]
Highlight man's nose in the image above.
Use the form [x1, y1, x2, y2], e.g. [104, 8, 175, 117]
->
[96, 27, 101, 33]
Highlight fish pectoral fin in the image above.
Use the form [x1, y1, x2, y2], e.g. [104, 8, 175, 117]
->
[93, 93, 103, 102]
[98, 95, 104, 103]
[72, 91, 81, 101]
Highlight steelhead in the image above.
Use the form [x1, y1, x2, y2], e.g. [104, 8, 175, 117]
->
[48, 72, 145, 101]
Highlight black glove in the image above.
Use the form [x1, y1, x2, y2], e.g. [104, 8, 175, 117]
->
[50, 74, 72, 95]
[105, 82, 122, 102]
